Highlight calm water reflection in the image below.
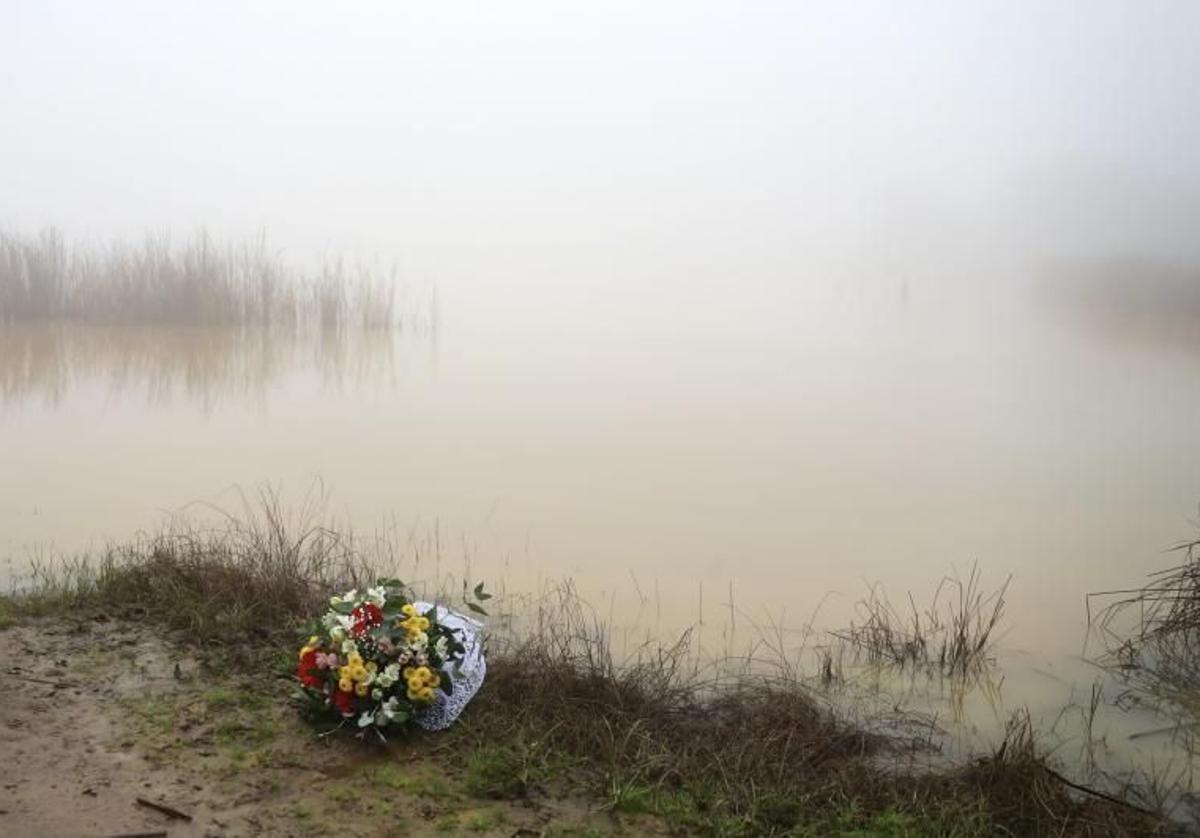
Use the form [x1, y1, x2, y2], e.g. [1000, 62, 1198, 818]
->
[1, 322, 402, 411]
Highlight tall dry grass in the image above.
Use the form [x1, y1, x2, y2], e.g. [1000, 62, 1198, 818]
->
[15, 487, 370, 644]
[1092, 537, 1200, 701]
[832, 565, 1010, 678]
[0, 228, 401, 331]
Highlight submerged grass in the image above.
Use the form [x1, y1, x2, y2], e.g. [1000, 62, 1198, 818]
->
[1092, 537, 1200, 709]
[3, 497, 1168, 836]
[832, 565, 1009, 678]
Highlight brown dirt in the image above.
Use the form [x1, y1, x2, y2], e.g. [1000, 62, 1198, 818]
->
[0, 616, 657, 837]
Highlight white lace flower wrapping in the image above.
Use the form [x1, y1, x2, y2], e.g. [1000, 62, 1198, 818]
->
[411, 601, 486, 731]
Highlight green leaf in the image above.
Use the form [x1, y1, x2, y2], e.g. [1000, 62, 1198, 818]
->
[473, 582, 492, 601]
[330, 601, 355, 615]
[376, 577, 405, 589]
[465, 601, 489, 617]
[440, 669, 454, 696]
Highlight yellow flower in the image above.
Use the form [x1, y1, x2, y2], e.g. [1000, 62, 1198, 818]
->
[365, 661, 378, 674]
[338, 665, 351, 680]
[299, 635, 321, 660]
[355, 682, 369, 697]
[406, 686, 422, 701]
[416, 616, 430, 631]
[414, 666, 432, 682]
[338, 678, 353, 693]
[406, 675, 423, 692]
[350, 665, 368, 682]
[347, 652, 363, 667]
[401, 603, 417, 617]
[417, 686, 435, 702]
[428, 673, 441, 688]
[402, 667, 415, 679]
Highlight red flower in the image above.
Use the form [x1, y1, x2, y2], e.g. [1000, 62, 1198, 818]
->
[331, 687, 355, 716]
[296, 648, 323, 689]
[351, 602, 383, 636]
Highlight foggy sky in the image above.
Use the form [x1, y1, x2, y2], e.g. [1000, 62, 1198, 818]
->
[3, 1, 1200, 292]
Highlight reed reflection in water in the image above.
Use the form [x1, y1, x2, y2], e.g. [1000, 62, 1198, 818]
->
[0, 228, 437, 409]
[0, 316, 416, 411]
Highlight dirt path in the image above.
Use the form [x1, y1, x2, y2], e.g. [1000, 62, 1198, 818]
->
[0, 617, 657, 837]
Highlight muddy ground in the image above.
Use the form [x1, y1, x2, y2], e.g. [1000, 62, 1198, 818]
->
[0, 617, 663, 837]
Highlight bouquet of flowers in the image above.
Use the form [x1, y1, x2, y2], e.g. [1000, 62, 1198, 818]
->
[295, 579, 489, 733]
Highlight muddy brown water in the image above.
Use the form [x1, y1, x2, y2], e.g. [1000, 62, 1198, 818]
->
[3, 277, 1200, 798]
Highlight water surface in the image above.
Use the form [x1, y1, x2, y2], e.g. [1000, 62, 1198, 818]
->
[3, 268, 1200, 784]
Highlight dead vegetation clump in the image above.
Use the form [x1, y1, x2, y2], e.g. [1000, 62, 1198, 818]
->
[475, 585, 878, 788]
[832, 565, 1009, 679]
[1, 500, 1169, 835]
[1091, 537, 1200, 704]
[464, 586, 1163, 835]
[931, 712, 1165, 836]
[16, 489, 369, 648]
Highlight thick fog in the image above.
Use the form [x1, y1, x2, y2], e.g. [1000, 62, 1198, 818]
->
[3, 1, 1199, 311]
[6, 0, 1200, 716]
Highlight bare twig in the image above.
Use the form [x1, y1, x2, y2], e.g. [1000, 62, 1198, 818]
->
[134, 798, 192, 822]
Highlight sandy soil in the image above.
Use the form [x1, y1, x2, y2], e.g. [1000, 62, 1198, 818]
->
[0, 617, 652, 837]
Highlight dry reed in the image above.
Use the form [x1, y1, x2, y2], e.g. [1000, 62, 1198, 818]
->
[0, 228, 401, 330]
[1091, 537, 1200, 702]
[832, 565, 1009, 678]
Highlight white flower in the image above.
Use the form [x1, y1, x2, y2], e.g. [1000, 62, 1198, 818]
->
[357, 710, 376, 727]
[371, 688, 383, 701]
[408, 631, 428, 650]
[341, 639, 359, 656]
[330, 626, 346, 643]
[433, 636, 449, 659]
[381, 696, 402, 721]
[366, 586, 387, 607]
[375, 663, 400, 688]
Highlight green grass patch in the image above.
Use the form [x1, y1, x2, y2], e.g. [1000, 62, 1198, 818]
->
[0, 596, 18, 630]
[365, 763, 459, 801]
[461, 806, 509, 832]
[463, 734, 568, 799]
[799, 801, 994, 837]
[202, 685, 272, 712]
[542, 827, 611, 838]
